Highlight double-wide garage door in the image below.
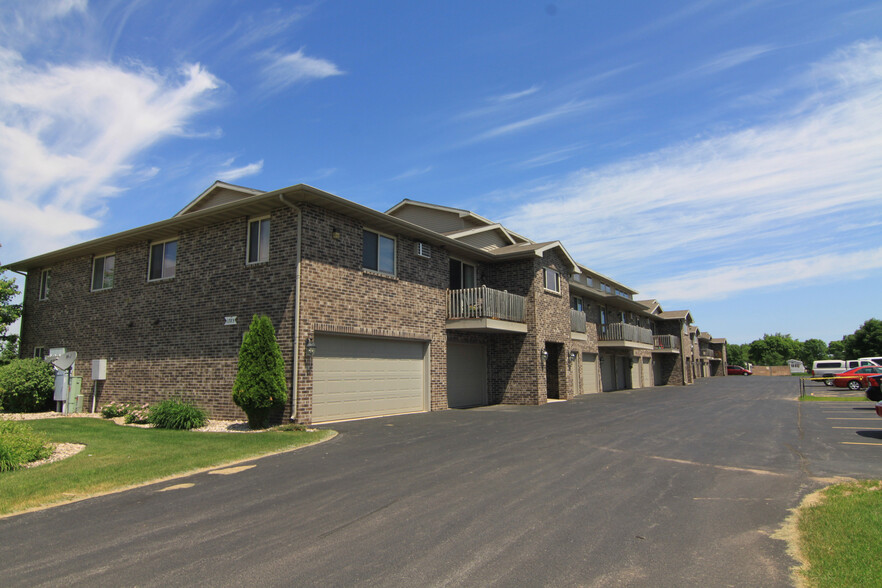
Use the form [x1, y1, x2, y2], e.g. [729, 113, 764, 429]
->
[312, 334, 427, 423]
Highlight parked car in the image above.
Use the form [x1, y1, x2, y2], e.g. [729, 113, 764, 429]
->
[859, 357, 882, 367]
[727, 365, 752, 376]
[832, 366, 882, 390]
[867, 374, 882, 402]
[810, 359, 877, 386]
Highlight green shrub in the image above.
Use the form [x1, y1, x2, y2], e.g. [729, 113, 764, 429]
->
[232, 315, 287, 429]
[100, 401, 130, 418]
[0, 358, 55, 413]
[0, 420, 52, 472]
[148, 398, 206, 430]
[124, 403, 151, 424]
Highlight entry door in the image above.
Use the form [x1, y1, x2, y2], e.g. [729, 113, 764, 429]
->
[642, 358, 652, 388]
[615, 356, 628, 390]
[601, 355, 616, 392]
[447, 342, 487, 408]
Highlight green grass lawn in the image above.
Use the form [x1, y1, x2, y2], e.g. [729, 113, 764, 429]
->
[0, 418, 334, 516]
[797, 480, 882, 586]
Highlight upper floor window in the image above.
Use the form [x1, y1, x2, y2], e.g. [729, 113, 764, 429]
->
[91, 254, 115, 291]
[39, 269, 50, 300]
[600, 283, 612, 294]
[449, 259, 476, 289]
[572, 296, 584, 312]
[247, 218, 270, 264]
[148, 240, 177, 281]
[543, 268, 560, 293]
[363, 229, 395, 275]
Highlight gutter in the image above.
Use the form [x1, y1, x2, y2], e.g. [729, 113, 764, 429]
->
[278, 194, 302, 422]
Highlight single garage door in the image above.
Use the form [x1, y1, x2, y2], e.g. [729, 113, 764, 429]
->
[312, 334, 427, 422]
[581, 353, 598, 394]
[447, 342, 487, 408]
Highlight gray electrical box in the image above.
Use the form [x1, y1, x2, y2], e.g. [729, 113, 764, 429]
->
[92, 359, 107, 380]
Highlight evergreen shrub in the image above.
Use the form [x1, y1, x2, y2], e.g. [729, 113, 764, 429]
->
[0, 358, 55, 413]
[0, 420, 52, 472]
[232, 315, 287, 429]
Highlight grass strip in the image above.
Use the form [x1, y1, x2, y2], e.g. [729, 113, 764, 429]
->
[796, 480, 882, 586]
[0, 418, 334, 516]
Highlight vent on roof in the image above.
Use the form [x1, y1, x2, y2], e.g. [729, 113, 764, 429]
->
[415, 242, 431, 258]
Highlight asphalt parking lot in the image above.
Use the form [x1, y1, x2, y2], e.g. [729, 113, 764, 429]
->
[3, 376, 882, 587]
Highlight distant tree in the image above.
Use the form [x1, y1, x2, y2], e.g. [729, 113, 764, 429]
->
[0, 336, 18, 367]
[726, 343, 748, 366]
[843, 319, 882, 358]
[799, 338, 828, 368]
[748, 333, 801, 366]
[827, 339, 848, 360]
[232, 315, 288, 429]
[0, 268, 22, 344]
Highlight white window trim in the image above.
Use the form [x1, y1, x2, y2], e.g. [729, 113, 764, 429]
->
[363, 228, 397, 276]
[246, 216, 270, 265]
[91, 253, 116, 292]
[543, 267, 561, 294]
[38, 269, 51, 301]
[147, 238, 178, 282]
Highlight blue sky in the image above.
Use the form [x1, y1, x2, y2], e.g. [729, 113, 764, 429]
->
[1, 0, 881, 345]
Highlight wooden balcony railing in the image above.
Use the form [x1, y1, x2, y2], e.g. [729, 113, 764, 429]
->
[570, 309, 587, 333]
[447, 286, 526, 323]
[599, 322, 653, 345]
[653, 334, 680, 350]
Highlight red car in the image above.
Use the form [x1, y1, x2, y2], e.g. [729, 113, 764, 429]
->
[727, 365, 752, 376]
[832, 366, 882, 390]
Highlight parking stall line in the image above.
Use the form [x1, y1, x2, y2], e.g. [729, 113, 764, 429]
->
[832, 426, 882, 430]
[841, 442, 882, 446]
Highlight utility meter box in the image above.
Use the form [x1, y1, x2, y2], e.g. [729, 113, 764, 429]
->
[92, 359, 107, 380]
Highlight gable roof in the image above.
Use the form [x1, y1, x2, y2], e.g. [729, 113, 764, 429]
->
[657, 310, 693, 322]
[490, 241, 580, 273]
[444, 224, 518, 248]
[175, 181, 264, 216]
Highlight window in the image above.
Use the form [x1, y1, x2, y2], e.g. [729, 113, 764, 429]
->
[33, 347, 46, 359]
[572, 297, 584, 312]
[38, 269, 50, 300]
[91, 254, 115, 291]
[600, 282, 612, 294]
[449, 259, 476, 289]
[363, 230, 395, 275]
[543, 268, 560, 293]
[148, 240, 177, 281]
[247, 218, 270, 264]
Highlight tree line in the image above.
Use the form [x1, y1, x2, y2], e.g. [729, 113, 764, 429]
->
[727, 319, 882, 367]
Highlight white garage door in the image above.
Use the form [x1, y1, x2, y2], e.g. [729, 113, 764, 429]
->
[581, 353, 598, 394]
[447, 343, 487, 408]
[312, 335, 427, 423]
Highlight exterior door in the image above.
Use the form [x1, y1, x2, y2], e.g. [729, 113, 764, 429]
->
[447, 342, 487, 408]
[581, 353, 598, 394]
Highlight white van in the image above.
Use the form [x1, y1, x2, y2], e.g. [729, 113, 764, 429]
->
[812, 359, 882, 385]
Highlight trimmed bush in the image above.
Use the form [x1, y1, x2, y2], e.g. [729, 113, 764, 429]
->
[233, 315, 287, 429]
[0, 358, 55, 413]
[124, 404, 151, 425]
[0, 420, 52, 472]
[100, 401, 130, 418]
[148, 398, 206, 430]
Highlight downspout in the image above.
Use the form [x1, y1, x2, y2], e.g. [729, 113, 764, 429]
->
[279, 195, 302, 421]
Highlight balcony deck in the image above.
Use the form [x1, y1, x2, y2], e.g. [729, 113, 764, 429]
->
[653, 334, 681, 354]
[598, 322, 653, 350]
[446, 286, 528, 333]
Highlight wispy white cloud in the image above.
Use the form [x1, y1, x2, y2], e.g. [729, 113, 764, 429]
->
[490, 86, 540, 103]
[216, 159, 264, 182]
[640, 246, 882, 301]
[0, 49, 221, 257]
[496, 40, 882, 300]
[688, 45, 775, 77]
[391, 166, 433, 181]
[259, 48, 344, 93]
[472, 99, 603, 142]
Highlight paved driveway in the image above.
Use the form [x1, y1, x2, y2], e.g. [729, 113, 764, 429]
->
[3, 376, 881, 587]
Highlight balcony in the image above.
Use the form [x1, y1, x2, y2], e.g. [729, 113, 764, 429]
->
[653, 334, 680, 353]
[700, 349, 714, 358]
[446, 286, 527, 333]
[598, 322, 653, 350]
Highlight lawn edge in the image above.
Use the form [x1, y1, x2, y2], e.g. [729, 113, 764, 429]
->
[0, 429, 338, 520]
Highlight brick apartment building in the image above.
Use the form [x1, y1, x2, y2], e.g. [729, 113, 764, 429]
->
[9, 182, 726, 424]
